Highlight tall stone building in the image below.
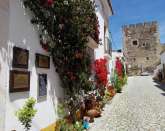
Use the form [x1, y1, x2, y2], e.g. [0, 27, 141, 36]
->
[123, 21, 161, 76]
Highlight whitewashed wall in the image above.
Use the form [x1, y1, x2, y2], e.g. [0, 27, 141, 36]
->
[153, 64, 162, 77]
[94, 0, 113, 82]
[0, 0, 64, 131]
[0, 1, 9, 130]
[94, 0, 112, 62]
[94, 0, 105, 59]
[153, 52, 165, 77]
[161, 52, 165, 64]
[0, 0, 112, 130]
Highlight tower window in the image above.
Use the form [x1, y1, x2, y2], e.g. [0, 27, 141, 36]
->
[133, 58, 136, 61]
[132, 40, 138, 46]
[146, 57, 149, 60]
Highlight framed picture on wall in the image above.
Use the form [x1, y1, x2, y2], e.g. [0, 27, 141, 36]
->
[9, 70, 30, 93]
[12, 46, 29, 69]
[38, 74, 47, 97]
[36, 53, 50, 69]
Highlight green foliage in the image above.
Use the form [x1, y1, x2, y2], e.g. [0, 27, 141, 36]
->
[57, 103, 67, 119]
[112, 70, 128, 93]
[58, 119, 83, 131]
[122, 75, 128, 85]
[73, 121, 84, 131]
[15, 98, 37, 131]
[102, 90, 111, 104]
[113, 71, 122, 93]
[58, 119, 70, 131]
[23, 0, 99, 115]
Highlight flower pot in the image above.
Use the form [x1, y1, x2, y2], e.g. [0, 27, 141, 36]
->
[85, 95, 96, 110]
[109, 89, 116, 97]
[86, 109, 101, 118]
[75, 109, 81, 120]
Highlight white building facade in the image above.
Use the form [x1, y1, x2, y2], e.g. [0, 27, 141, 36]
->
[0, 0, 113, 130]
[0, 1, 64, 130]
[153, 51, 165, 80]
[94, 0, 113, 60]
[160, 52, 165, 79]
[87, 0, 113, 82]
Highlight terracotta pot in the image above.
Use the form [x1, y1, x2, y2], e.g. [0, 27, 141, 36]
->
[86, 109, 101, 118]
[107, 85, 114, 91]
[99, 101, 105, 109]
[109, 89, 116, 97]
[85, 97, 96, 110]
[75, 109, 81, 120]
[64, 115, 73, 124]
[99, 89, 105, 96]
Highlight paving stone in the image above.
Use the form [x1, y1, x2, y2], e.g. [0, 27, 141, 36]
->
[89, 76, 165, 131]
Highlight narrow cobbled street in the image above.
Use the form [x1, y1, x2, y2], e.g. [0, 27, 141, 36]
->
[90, 76, 165, 131]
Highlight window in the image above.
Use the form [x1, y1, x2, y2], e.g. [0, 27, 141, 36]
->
[146, 57, 149, 60]
[133, 58, 136, 61]
[132, 40, 138, 46]
[142, 43, 146, 47]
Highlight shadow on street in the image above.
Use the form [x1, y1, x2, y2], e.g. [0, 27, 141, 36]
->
[153, 80, 165, 95]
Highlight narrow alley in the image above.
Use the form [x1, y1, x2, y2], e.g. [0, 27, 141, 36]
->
[90, 76, 165, 131]
[1, 0, 165, 130]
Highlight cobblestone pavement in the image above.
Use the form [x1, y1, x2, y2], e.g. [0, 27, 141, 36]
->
[89, 76, 165, 131]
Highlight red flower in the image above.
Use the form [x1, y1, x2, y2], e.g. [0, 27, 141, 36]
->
[47, 0, 53, 6]
[115, 57, 123, 76]
[40, 40, 49, 51]
[75, 51, 83, 59]
[94, 58, 108, 87]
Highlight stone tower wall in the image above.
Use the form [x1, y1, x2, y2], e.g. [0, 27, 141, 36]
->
[123, 21, 161, 75]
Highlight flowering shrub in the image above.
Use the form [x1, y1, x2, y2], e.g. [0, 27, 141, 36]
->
[94, 58, 108, 87]
[113, 57, 127, 93]
[23, 0, 100, 121]
[115, 57, 123, 76]
[106, 84, 116, 97]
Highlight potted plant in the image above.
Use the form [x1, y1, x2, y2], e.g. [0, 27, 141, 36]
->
[15, 97, 37, 131]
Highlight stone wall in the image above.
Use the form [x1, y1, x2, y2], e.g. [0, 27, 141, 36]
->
[123, 21, 161, 75]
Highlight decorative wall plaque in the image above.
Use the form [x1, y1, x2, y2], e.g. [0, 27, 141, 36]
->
[36, 54, 50, 69]
[9, 70, 30, 93]
[12, 46, 29, 69]
[38, 74, 47, 97]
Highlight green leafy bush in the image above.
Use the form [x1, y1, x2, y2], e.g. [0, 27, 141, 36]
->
[103, 90, 111, 104]
[15, 97, 37, 131]
[113, 71, 122, 93]
[57, 119, 83, 131]
[23, 0, 99, 117]
[57, 103, 67, 119]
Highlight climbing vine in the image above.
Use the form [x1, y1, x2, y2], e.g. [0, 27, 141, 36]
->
[23, 0, 100, 114]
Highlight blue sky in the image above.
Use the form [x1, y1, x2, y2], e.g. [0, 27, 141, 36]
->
[109, 0, 165, 50]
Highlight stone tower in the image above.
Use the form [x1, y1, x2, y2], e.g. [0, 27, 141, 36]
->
[123, 21, 161, 76]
